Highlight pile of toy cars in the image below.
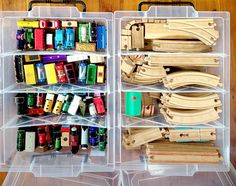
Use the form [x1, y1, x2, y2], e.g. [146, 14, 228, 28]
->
[15, 93, 106, 116]
[17, 125, 107, 153]
[14, 55, 106, 85]
[16, 20, 106, 51]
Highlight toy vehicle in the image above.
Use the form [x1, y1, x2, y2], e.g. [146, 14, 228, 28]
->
[67, 95, 81, 115]
[89, 21, 97, 42]
[42, 55, 67, 63]
[75, 42, 96, 52]
[45, 125, 53, 148]
[14, 55, 24, 83]
[96, 65, 105, 83]
[44, 63, 58, 84]
[79, 99, 87, 116]
[16, 29, 25, 50]
[52, 125, 62, 148]
[25, 28, 34, 49]
[61, 94, 74, 113]
[67, 55, 88, 62]
[64, 63, 76, 83]
[78, 61, 87, 83]
[25, 131, 36, 152]
[17, 129, 25, 151]
[81, 126, 89, 149]
[15, 94, 27, 115]
[89, 103, 97, 116]
[97, 25, 107, 49]
[46, 33, 54, 50]
[24, 55, 41, 63]
[23, 64, 37, 85]
[61, 125, 70, 147]
[89, 127, 98, 147]
[55, 62, 68, 83]
[86, 64, 97, 85]
[93, 96, 105, 115]
[38, 126, 46, 147]
[27, 93, 35, 108]
[70, 126, 79, 154]
[52, 94, 66, 115]
[43, 93, 55, 113]
[61, 20, 78, 27]
[55, 29, 64, 50]
[36, 93, 45, 108]
[35, 63, 47, 83]
[40, 20, 61, 29]
[28, 108, 44, 116]
[78, 23, 90, 43]
[64, 28, 75, 49]
[34, 29, 45, 50]
[98, 128, 107, 151]
[17, 20, 39, 28]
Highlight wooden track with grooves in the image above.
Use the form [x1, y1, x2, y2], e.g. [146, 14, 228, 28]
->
[0, 0, 236, 183]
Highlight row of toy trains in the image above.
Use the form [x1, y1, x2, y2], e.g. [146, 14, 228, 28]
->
[14, 55, 105, 85]
[15, 92, 106, 116]
[17, 125, 107, 153]
[16, 20, 106, 51]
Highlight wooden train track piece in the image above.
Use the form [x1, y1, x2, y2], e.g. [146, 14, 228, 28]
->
[160, 107, 221, 125]
[122, 73, 161, 85]
[144, 19, 219, 46]
[162, 71, 222, 89]
[146, 55, 220, 67]
[151, 40, 212, 52]
[121, 35, 131, 50]
[146, 141, 222, 164]
[142, 93, 155, 117]
[148, 92, 161, 99]
[131, 24, 144, 50]
[121, 57, 136, 75]
[161, 93, 222, 109]
[122, 128, 163, 148]
[136, 65, 167, 78]
[167, 128, 216, 142]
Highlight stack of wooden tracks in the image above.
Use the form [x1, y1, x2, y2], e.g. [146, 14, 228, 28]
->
[122, 128, 221, 164]
[121, 18, 219, 51]
[160, 93, 222, 125]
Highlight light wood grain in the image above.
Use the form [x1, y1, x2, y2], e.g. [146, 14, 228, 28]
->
[0, 0, 235, 184]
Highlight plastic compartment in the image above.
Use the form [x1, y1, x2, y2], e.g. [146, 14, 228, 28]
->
[0, 6, 115, 176]
[3, 171, 120, 186]
[115, 6, 230, 175]
[121, 165, 236, 186]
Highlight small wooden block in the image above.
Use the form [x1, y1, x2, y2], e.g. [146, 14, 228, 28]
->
[75, 42, 96, 52]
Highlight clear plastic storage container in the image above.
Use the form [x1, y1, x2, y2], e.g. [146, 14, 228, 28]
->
[0, 6, 115, 177]
[114, 6, 230, 176]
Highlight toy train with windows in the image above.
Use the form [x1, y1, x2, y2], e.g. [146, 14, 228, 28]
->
[14, 55, 106, 85]
[16, 20, 107, 51]
[17, 125, 107, 153]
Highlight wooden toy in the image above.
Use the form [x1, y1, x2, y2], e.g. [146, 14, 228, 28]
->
[121, 35, 132, 50]
[131, 24, 144, 50]
[151, 40, 212, 52]
[75, 42, 96, 52]
[162, 71, 222, 89]
[161, 93, 222, 109]
[146, 55, 220, 67]
[146, 141, 222, 164]
[160, 107, 221, 125]
[121, 57, 136, 75]
[90, 56, 105, 63]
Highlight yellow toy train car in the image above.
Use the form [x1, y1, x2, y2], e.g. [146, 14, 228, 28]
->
[17, 20, 39, 28]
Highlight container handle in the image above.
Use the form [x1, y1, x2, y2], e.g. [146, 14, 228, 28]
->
[138, 1, 195, 11]
[28, 0, 86, 12]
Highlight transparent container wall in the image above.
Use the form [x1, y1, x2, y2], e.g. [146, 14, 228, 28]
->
[0, 127, 114, 176]
[119, 92, 228, 128]
[118, 127, 229, 174]
[1, 6, 113, 55]
[3, 171, 120, 185]
[121, 169, 236, 186]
